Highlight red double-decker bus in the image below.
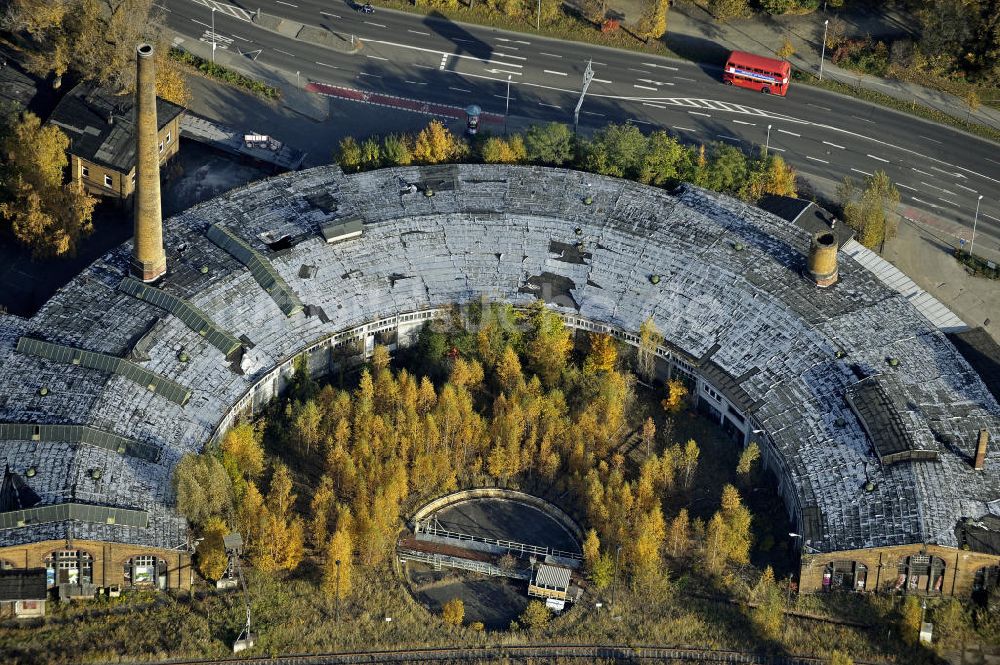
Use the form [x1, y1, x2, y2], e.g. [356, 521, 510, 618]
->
[723, 51, 791, 96]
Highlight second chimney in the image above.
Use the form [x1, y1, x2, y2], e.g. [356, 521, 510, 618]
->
[974, 429, 989, 470]
[130, 43, 166, 283]
[807, 231, 838, 288]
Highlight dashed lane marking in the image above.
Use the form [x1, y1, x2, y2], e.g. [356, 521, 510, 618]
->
[867, 153, 889, 163]
[851, 168, 873, 176]
[806, 156, 829, 163]
[778, 129, 800, 136]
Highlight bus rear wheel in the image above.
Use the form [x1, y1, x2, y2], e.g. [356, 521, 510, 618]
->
[761, 87, 771, 94]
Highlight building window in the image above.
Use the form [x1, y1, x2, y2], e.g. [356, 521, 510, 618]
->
[81, 166, 89, 178]
[132, 174, 136, 187]
[159, 141, 164, 153]
[104, 174, 113, 188]
[823, 561, 867, 592]
[895, 555, 946, 593]
[44, 550, 93, 588]
[123, 555, 167, 590]
[165, 131, 171, 145]
[0, 559, 13, 570]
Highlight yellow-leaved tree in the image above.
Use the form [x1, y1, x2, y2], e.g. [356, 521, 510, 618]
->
[197, 516, 230, 581]
[322, 528, 353, 598]
[412, 120, 466, 164]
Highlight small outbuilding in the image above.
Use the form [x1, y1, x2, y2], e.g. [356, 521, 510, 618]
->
[528, 563, 571, 602]
[0, 569, 47, 619]
[320, 216, 363, 244]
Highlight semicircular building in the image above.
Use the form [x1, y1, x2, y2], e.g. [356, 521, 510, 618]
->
[1, 164, 998, 598]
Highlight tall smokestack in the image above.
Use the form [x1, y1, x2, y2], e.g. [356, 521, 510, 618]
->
[974, 429, 989, 470]
[131, 43, 166, 282]
[807, 231, 838, 288]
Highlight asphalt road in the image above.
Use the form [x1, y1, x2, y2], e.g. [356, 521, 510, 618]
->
[159, 0, 1000, 255]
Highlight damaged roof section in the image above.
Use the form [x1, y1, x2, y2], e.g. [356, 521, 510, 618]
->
[847, 376, 939, 465]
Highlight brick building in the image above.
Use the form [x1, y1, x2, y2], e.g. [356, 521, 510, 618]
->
[47, 82, 183, 202]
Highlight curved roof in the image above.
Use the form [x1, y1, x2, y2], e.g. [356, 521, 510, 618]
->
[0, 164, 997, 554]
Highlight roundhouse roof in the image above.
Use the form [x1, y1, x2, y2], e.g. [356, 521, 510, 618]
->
[0, 164, 997, 555]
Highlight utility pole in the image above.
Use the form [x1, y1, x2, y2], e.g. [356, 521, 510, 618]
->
[211, 8, 217, 64]
[573, 59, 595, 134]
[536, 0, 541, 30]
[504, 75, 512, 136]
[819, 19, 829, 81]
[334, 559, 342, 622]
[970, 194, 983, 257]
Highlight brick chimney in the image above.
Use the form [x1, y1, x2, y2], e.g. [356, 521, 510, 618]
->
[807, 231, 838, 288]
[974, 429, 989, 470]
[130, 43, 166, 282]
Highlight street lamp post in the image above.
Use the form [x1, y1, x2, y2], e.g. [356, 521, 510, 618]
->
[611, 545, 622, 606]
[819, 20, 829, 81]
[504, 75, 512, 135]
[211, 7, 217, 64]
[765, 124, 772, 156]
[536, 0, 541, 30]
[970, 194, 984, 257]
[334, 559, 342, 621]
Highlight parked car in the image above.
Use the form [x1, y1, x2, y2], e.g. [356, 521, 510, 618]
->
[358, 3, 375, 13]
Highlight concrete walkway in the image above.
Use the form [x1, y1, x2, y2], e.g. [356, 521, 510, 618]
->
[664, 1, 1000, 132]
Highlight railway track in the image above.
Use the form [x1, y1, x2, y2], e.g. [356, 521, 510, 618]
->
[127, 644, 874, 665]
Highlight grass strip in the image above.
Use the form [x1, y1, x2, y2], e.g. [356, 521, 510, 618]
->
[169, 47, 282, 100]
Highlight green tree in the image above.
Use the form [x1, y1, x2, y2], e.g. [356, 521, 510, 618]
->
[197, 516, 230, 581]
[337, 136, 362, 172]
[750, 566, 784, 639]
[518, 600, 551, 631]
[360, 137, 381, 169]
[590, 551, 615, 589]
[382, 133, 413, 166]
[703, 142, 750, 194]
[442, 597, 465, 626]
[639, 131, 684, 186]
[524, 122, 574, 165]
[580, 123, 647, 179]
[838, 170, 900, 250]
[173, 453, 232, 527]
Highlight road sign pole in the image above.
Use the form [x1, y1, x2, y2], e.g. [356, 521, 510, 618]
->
[211, 8, 217, 64]
[819, 20, 829, 81]
[970, 194, 983, 257]
[573, 59, 595, 134]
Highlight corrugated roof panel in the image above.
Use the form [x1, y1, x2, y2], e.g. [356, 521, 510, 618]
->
[206, 224, 303, 317]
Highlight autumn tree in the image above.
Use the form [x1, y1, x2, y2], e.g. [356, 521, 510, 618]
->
[899, 594, 923, 645]
[740, 154, 797, 202]
[0, 110, 96, 258]
[829, 652, 854, 665]
[667, 508, 690, 558]
[736, 441, 760, 479]
[704, 484, 753, 573]
[526, 304, 572, 387]
[583, 528, 601, 571]
[838, 170, 900, 250]
[750, 566, 784, 639]
[629, 504, 666, 582]
[591, 552, 615, 589]
[480, 135, 527, 163]
[776, 37, 796, 61]
[641, 417, 656, 458]
[634, 0, 669, 42]
[337, 136, 362, 172]
[442, 597, 465, 626]
[518, 600, 551, 631]
[293, 400, 322, 456]
[382, 133, 413, 166]
[637, 317, 663, 382]
[309, 475, 337, 548]
[220, 423, 265, 489]
[154, 44, 191, 106]
[235, 480, 266, 550]
[360, 137, 381, 170]
[197, 516, 230, 581]
[584, 333, 618, 374]
[256, 463, 305, 572]
[173, 453, 232, 527]
[322, 528, 353, 597]
[413, 119, 466, 164]
[708, 0, 749, 21]
[662, 378, 688, 414]
[524, 122, 574, 165]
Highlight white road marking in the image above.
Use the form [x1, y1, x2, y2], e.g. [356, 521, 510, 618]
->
[806, 156, 829, 164]
[539, 102, 561, 109]
[408, 30, 430, 36]
[688, 111, 711, 117]
[320, 11, 341, 18]
[544, 70, 568, 76]
[153, 2, 170, 11]
[672, 126, 697, 132]
[231, 33, 250, 41]
[494, 44, 519, 51]
[631, 119, 651, 125]
[452, 38, 475, 43]
[366, 54, 388, 60]
[637, 78, 673, 86]
[275, 0, 297, 5]
[404, 80, 427, 85]
[912, 197, 939, 209]
[634, 84, 657, 91]
[920, 181, 956, 195]
[912, 168, 934, 176]
[918, 135, 942, 144]
[982, 213, 1000, 223]
[274, 48, 295, 56]
[581, 111, 604, 116]
[629, 68, 651, 74]
[674, 76, 697, 82]
[777, 129, 800, 137]
[987, 157, 1000, 166]
[592, 61, 607, 66]
[439, 53, 448, 70]
[642, 62, 677, 70]
[493, 52, 527, 60]
[449, 86, 472, 92]
[414, 63, 434, 69]
[956, 184, 978, 194]
[192, 18, 210, 27]
[851, 115, 875, 123]
[896, 183, 916, 191]
[539, 52, 562, 58]
[938, 198, 959, 207]
[932, 165, 966, 179]
[643, 102, 666, 109]
[718, 134, 741, 141]
[769, 146, 785, 152]
[593, 78, 613, 84]
[358, 72, 382, 78]
[485, 68, 522, 76]
[808, 103, 832, 111]
[867, 153, 889, 163]
[851, 168, 873, 176]
[364, 21, 386, 27]
[315, 61, 337, 68]
[732, 120, 755, 126]
[822, 141, 845, 149]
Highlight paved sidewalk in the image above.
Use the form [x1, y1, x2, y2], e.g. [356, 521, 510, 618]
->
[665, 1, 1000, 132]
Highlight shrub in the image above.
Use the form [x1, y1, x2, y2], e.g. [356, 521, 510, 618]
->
[442, 597, 464, 626]
[168, 48, 280, 99]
